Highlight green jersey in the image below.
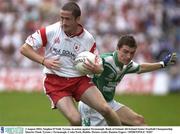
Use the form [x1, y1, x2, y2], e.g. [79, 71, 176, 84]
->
[93, 51, 140, 102]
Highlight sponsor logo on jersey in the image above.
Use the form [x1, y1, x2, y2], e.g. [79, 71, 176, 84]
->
[50, 47, 76, 60]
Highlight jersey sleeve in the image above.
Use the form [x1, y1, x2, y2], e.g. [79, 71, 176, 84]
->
[126, 61, 140, 74]
[89, 36, 99, 55]
[86, 32, 98, 55]
[90, 42, 99, 55]
[25, 27, 47, 50]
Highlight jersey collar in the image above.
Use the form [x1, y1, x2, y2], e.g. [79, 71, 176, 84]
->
[113, 51, 124, 69]
[68, 24, 84, 38]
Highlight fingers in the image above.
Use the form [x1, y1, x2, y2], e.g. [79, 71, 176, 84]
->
[44, 57, 61, 70]
[83, 58, 94, 70]
[83, 58, 103, 74]
[51, 59, 61, 70]
[172, 53, 177, 60]
[85, 58, 93, 65]
[168, 52, 177, 65]
[170, 53, 177, 64]
[95, 55, 101, 63]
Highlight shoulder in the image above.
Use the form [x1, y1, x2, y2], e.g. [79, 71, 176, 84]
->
[101, 53, 114, 65]
[82, 28, 95, 41]
[101, 53, 114, 63]
[126, 60, 140, 73]
[45, 22, 61, 33]
[42, 22, 61, 41]
[101, 53, 113, 59]
[131, 60, 139, 67]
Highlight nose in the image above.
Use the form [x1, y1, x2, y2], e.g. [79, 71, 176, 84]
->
[127, 53, 131, 59]
[62, 20, 66, 25]
[61, 18, 66, 26]
[61, 20, 65, 25]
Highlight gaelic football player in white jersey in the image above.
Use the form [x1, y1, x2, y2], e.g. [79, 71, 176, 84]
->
[78, 35, 177, 126]
[20, 2, 121, 126]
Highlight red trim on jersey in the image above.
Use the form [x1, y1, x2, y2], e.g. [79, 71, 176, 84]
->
[90, 43, 96, 53]
[40, 27, 47, 47]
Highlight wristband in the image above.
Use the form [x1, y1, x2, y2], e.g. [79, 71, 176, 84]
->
[159, 61, 165, 68]
[41, 58, 45, 65]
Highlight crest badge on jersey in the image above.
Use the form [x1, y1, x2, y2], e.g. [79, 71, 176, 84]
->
[73, 43, 80, 52]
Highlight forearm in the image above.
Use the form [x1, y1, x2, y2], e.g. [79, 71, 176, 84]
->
[138, 62, 162, 73]
[20, 43, 44, 65]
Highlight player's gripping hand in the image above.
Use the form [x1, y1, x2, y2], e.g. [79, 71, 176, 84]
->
[42, 56, 61, 71]
[160, 52, 177, 68]
[83, 56, 104, 74]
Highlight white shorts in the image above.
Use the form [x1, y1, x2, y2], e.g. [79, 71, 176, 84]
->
[78, 100, 124, 126]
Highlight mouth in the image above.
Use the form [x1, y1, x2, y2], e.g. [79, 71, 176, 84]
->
[124, 59, 131, 64]
[62, 24, 68, 28]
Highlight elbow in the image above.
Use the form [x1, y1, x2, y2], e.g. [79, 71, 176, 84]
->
[138, 70, 149, 74]
[137, 68, 145, 74]
[137, 70, 144, 74]
[138, 65, 145, 74]
[19, 44, 27, 56]
[19, 46, 24, 55]
[137, 71, 142, 74]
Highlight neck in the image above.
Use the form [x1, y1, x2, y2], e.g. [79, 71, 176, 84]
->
[67, 28, 78, 37]
[66, 25, 81, 37]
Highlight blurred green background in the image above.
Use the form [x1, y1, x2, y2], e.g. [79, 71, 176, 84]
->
[0, 91, 180, 126]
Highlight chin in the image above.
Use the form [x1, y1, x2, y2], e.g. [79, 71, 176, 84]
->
[62, 26, 69, 31]
[64, 29, 71, 35]
[125, 61, 130, 65]
[63, 28, 68, 32]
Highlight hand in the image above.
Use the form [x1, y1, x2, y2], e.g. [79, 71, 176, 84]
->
[83, 56, 104, 74]
[43, 56, 61, 71]
[161, 52, 177, 67]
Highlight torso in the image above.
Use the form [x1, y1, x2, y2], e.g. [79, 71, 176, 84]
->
[93, 51, 140, 101]
[26, 22, 97, 77]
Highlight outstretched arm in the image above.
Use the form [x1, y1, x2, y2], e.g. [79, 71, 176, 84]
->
[138, 63, 162, 73]
[138, 53, 177, 73]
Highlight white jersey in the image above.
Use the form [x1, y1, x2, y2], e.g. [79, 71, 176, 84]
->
[78, 100, 124, 126]
[25, 22, 97, 77]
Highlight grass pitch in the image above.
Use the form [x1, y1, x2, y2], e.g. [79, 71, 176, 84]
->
[0, 91, 180, 126]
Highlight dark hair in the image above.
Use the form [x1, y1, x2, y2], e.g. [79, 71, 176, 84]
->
[117, 35, 137, 49]
[62, 2, 81, 19]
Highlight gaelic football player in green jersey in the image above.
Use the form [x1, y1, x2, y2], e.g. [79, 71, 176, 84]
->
[78, 35, 177, 126]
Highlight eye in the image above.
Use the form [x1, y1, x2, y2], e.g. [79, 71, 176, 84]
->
[123, 50, 128, 54]
[130, 51, 135, 55]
